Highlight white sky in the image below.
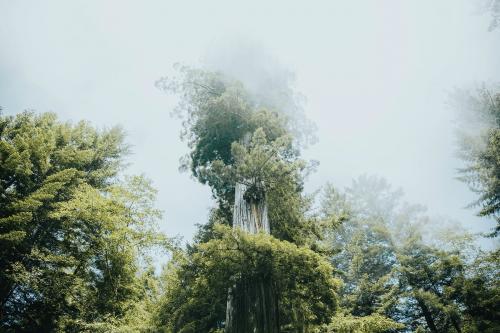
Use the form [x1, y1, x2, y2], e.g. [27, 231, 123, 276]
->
[1, 0, 499, 244]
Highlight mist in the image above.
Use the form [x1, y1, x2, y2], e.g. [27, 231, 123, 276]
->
[1, 0, 499, 243]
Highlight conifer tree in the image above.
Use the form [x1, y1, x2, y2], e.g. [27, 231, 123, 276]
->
[155, 67, 337, 332]
[0, 112, 167, 332]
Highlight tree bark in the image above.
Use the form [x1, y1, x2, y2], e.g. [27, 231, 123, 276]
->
[226, 274, 278, 333]
[232, 182, 269, 234]
[225, 182, 279, 333]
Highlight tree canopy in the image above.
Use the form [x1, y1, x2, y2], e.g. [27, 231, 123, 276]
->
[0, 112, 168, 332]
[1, 74, 499, 333]
[452, 86, 500, 236]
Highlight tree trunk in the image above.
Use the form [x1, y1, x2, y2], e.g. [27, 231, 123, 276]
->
[226, 274, 278, 333]
[232, 182, 270, 234]
[225, 182, 279, 333]
[416, 297, 438, 333]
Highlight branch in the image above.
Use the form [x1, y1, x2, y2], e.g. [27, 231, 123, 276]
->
[186, 81, 220, 96]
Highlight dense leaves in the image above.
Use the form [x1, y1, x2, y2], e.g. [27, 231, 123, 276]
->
[325, 312, 404, 333]
[156, 67, 295, 219]
[155, 68, 338, 332]
[156, 225, 338, 332]
[2, 74, 499, 333]
[321, 175, 500, 333]
[0, 112, 167, 332]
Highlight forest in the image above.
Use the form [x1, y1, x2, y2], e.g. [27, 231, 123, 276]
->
[1, 67, 499, 332]
[1, 1, 499, 333]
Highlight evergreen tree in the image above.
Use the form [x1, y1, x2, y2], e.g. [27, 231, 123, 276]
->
[0, 112, 167, 332]
[452, 86, 500, 236]
[396, 238, 465, 332]
[320, 175, 499, 333]
[155, 67, 337, 332]
[460, 249, 500, 333]
[321, 176, 414, 322]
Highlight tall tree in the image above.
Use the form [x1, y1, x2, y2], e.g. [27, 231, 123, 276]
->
[397, 238, 465, 333]
[320, 175, 499, 332]
[321, 177, 415, 320]
[157, 225, 338, 332]
[155, 67, 336, 332]
[0, 112, 167, 332]
[452, 86, 500, 236]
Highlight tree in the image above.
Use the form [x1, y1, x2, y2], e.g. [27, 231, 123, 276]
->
[157, 225, 338, 333]
[320, 175, 500, 332]
[156, 67, 292, 222]
[452, 86, 500, 236]
[155, 67, 335, 332]
[396, 238, 466, 333]
[321, 176, 415, 323]
[459, 249, 500, 333]
[0, 112, 167, 332]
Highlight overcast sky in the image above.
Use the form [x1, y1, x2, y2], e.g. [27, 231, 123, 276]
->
[1, 0, 499, 244]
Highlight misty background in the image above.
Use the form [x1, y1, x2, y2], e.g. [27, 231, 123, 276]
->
[1, 0, 499, 244]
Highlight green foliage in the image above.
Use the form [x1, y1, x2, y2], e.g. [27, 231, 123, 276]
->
[397, 238, 466, 332]
[156, 67, 295, 218]
[460, 250, 500, 333]
[0, 112, 167, 332]
[160, 67, 321, 247]
[204, 127, 316, 244]
[453, 87, 500, 236]
[2, 109, 498, 333]
[322, 177, 408, 322]
[156, 225, 339, 332]
[155, 67, 338, 332]
[325, 312, 404, 333]
[321, 175, 500, 333]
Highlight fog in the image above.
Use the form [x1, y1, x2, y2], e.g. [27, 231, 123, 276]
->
[1, 0, 499, 244]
